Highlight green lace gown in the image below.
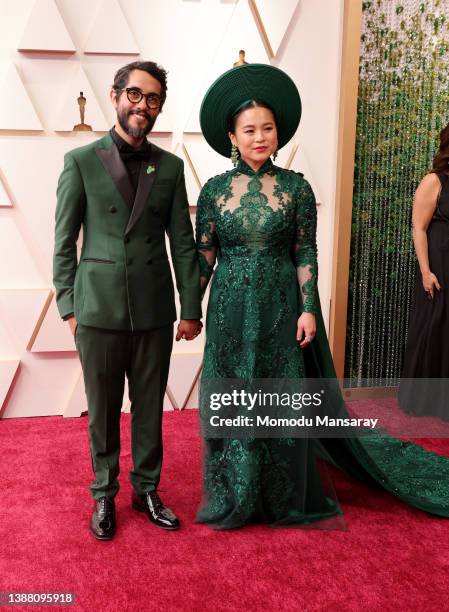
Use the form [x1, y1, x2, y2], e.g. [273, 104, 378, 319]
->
[195, 158, 449, 529]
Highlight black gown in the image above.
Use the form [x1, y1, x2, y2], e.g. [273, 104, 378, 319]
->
[400, 172, 449, 419]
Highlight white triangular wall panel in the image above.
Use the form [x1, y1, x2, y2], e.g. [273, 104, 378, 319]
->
[0, 360, 20, 411]
[275, 142, 296, 169]
[120, 0, 236, 137]
[0, 138, 92, 276]
[63, 369, 87, 417]
[0, 172, 12, 207]
[167, 354, 203, 410]
[149, 134, 174, 153]
[289, 144, 323, 205]
[152, 98, 175, 133]
[184, 0, 271, 133]
[184, 373, 202, 410]
[173, 142, 201, 206]
[0, 320, 19, 360]
[2, 350, 80, 418]
[0, 217, 45, 288]
[0, 289, 51, 354]
[82, 61, 125, 126]
[31, 294, 76, 352]
[251, 0, 300, 56]
[84, 0, 139, 55]
[164, 387, 176, 411]
[54, 65, 109, 132]
[183, 138, 230, 189]
[18, 0, 76, 53]
[0, 64, 43, 131]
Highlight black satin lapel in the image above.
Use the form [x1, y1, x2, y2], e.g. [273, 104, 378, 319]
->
[125, 148, 163, 235]
[95, 144, 134, 210]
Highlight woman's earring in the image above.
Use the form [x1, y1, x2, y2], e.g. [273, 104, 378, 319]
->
[231, 143, 240, 166]
[272, 149, 278, 161]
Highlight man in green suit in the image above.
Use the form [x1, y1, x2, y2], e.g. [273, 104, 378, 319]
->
[53, 61, 202, 540]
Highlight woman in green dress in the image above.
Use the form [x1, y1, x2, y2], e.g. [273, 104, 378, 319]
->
[195, 64, 449, 529]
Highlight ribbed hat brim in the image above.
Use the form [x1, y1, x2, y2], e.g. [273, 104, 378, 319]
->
[200, 63, 301, 157]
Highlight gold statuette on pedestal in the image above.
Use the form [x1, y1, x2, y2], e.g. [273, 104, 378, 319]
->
[233, 50, 248, 67]
[73, 91, 92, 131]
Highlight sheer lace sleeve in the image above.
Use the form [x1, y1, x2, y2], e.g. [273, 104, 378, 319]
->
[196, 183, 218, 296]
[293, 177, 318, 314]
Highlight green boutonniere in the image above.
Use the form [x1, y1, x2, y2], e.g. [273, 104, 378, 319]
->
[146, 164, 155, 174]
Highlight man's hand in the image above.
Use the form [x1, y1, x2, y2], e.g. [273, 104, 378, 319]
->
[176, 319, 203, 341]
[67, 315, 77, 336]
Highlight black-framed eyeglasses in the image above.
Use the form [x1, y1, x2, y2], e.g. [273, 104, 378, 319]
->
[117, 87, 162, 110]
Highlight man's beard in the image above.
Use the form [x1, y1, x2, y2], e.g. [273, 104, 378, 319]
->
[117, 107, 156, 139]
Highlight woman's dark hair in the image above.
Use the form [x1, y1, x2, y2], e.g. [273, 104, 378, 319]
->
[228, 99, 277, 133]
[112, 61, 168, 110]
[431, 123, 449, 173]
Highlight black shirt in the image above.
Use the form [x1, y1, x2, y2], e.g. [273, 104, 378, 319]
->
[110, 127, 152, 194]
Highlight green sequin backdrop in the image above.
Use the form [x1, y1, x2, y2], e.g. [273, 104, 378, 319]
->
[345, 0, 449, 385]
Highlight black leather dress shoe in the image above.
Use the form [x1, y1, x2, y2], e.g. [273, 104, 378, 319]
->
[132, 491, 179, 530]
[90, 496, 116, 540]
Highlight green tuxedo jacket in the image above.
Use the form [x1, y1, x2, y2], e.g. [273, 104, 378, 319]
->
[53, 133, 201, 330]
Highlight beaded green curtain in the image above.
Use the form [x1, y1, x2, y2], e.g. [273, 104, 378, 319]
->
[345, 0, 449, 385]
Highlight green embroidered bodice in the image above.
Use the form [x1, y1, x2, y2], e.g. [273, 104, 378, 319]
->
[196, 158, 318, 315]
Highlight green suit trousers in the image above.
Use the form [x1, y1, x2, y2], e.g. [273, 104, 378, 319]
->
[75, 323, 173, 500]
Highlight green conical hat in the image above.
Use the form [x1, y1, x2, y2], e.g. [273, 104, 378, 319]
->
[200, 63, 301, 158]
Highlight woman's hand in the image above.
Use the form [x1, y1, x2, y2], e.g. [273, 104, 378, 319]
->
[297, 312, 316, 348]
[422, 271, 441, 299]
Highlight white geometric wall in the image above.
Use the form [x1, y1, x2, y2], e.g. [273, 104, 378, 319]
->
[0, 0, 345, 418]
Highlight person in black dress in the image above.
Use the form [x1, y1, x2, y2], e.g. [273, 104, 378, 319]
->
[400, 123, 449, 419]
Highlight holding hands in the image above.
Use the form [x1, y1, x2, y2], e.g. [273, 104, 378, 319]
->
[176, 319, 203, 341]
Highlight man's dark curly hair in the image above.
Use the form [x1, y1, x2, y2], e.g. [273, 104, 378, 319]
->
[112, 61, 168, 110]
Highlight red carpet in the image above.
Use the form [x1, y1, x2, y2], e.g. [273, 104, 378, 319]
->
[1, 410, 449, 612]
